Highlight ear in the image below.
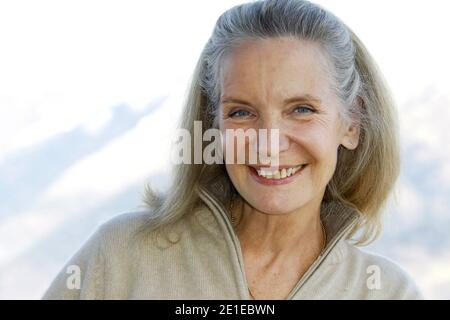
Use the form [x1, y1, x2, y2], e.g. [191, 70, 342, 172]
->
[340, 98, 362, 150]
[341, 122, 360, 150]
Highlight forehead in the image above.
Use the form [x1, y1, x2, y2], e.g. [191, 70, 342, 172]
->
[219, 37, 334, 103]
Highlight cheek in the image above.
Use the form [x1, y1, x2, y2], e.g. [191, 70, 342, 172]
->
[225, 164, 248, 192]
[292, 122, 340, 171]
[220, 126, 257, 164]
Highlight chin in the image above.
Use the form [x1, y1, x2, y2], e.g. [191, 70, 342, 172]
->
[247, 194, 310, 215]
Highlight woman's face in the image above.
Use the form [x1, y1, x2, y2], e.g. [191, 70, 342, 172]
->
[218, 37, 359, 215]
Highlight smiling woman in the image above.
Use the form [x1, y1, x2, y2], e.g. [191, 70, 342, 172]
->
[43, 0, 423, 300]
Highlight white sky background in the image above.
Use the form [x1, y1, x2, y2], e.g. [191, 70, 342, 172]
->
[0, 0, 449, 299]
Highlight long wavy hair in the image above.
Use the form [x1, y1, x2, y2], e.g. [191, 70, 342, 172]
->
[140, 0, 400, 246]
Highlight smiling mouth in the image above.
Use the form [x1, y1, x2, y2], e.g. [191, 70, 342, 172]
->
[248, 164, 308, 183]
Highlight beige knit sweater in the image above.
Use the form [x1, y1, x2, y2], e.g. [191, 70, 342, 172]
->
[42, 185, 423, 300]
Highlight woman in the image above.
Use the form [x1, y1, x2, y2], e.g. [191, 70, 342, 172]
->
[43, 0, 423, 299]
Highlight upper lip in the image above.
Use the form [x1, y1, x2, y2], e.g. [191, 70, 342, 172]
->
[249, 164, 306, 170]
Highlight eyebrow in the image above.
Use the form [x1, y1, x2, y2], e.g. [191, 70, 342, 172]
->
[221, 94, 322, 105]
[284, 94, 322, 105]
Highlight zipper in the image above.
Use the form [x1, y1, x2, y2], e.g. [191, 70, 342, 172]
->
[285, 216, 357, 299]
[197, 187, 252, 300]
[197, 185, 358, 300]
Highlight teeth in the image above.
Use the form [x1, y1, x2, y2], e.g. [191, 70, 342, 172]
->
[256, 165, 304, 180]
[273, 170, 281, 179]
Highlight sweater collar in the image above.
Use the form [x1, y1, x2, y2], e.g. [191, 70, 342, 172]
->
[194, 178, 360, 299]
[196, 172, 359, 300]
[195, 173, 360, 248]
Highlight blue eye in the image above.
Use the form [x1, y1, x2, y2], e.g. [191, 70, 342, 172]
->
[229, 110, 252, 118]
[293, 106, 314, 114]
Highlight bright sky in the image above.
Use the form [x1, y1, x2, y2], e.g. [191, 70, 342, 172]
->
[1, 0, 449, 163]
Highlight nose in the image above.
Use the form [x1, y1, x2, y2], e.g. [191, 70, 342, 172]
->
[249, 116, 290, 165]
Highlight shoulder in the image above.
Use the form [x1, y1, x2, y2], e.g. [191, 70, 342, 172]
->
[97, 211, 151, 238]
[93, 210, 157, 252]
[42, 211, 154, 299]
[95, 209, 194, 254]
[342, 241, 424, 299]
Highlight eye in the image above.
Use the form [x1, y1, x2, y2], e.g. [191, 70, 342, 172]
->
[229, 109, 253, 118]
[293, 105, 314, 115]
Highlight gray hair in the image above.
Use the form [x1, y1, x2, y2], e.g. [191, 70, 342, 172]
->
[142, 0, 400, 246]
[200, 0, 364, 129]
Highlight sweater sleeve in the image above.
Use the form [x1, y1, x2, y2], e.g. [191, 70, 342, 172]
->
[42, 226, 106, 300]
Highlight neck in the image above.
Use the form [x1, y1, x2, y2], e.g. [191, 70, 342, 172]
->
[232, 196, 325, 259]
